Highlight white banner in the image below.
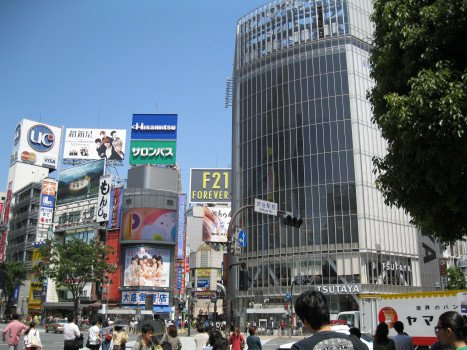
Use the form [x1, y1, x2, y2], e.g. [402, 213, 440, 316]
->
[63, 128, 127, 161]
[96, 175, 112, 222]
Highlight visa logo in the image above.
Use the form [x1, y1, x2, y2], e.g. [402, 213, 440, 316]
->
[44, 158, 56, 164]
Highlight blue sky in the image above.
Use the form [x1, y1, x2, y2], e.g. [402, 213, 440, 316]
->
[0, 0, 268, 197]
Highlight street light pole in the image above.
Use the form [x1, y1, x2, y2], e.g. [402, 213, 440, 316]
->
[225, 204, 254, 332]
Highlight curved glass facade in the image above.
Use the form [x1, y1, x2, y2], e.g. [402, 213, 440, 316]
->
[232, 0, 421, 320]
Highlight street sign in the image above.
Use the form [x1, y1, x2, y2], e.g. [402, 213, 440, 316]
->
[286, 293, 291, 300]
[254, 198, 278, 216]
[238, 230, 247, 247]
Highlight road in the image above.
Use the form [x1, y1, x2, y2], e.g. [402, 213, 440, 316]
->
[0, 327, 304, 350]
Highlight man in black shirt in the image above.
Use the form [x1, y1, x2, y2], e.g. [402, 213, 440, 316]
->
[291, 291, 364, 350]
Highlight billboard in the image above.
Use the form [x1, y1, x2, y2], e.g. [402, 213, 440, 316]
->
[10, 119, 62, 169]
[30, 243, 45, 303]
[130, 114, 177, 165]
[190, 169, 232, 203]
[63, 128, 127, 161]
[39, 179, 57, 225]
[56, 159, 105, 205]
[202, 206, 231, 243]
[131, 114, 177, 140]
[108, 188, 123, 229]
[123, 247, 171, 287]
[121, 208, 176, 242]
[177, 194, 186, 259]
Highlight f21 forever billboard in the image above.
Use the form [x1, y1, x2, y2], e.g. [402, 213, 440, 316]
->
[56, 159, 105, 205]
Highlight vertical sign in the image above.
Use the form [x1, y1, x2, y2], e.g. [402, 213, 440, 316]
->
[177, 265, 183, 291]
[3, 182, 12, 224]
[0, 233, 7, 262]
[439, 258, 447, 291]
[39, 179, 57, 224]
[177, 194, 186, 259]
[97, 175, 112, 222]
[108, 187, 123, 229]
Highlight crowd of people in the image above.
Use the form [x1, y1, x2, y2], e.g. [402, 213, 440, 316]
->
[3, 290, 467, 350]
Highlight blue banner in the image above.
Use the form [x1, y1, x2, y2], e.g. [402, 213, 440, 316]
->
[177, 194, 186, 259]
[177, 265, 182, 290]
[131, 114, 178, 140]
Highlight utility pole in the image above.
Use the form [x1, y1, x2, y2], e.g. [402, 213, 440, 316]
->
[225, 204, 254, 332]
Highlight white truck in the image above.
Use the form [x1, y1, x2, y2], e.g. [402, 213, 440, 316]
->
[337, 290, 467, 348]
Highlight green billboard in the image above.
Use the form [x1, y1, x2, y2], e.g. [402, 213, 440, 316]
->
[129, 140, 176, 165]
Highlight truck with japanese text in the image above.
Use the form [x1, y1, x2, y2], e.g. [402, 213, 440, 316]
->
[337, 290, 467, 349]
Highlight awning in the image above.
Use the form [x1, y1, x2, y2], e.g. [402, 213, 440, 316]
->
[89, 302, 102, 308]
[153, 306, 173, 313]
[246, 308, 288, 314]
[43, 302, 75, 309]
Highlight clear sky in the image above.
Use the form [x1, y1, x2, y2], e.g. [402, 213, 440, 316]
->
[0, 0, 269, 198]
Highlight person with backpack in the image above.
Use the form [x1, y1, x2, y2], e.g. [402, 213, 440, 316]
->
[97, 320, 113, 350]
[209, 329, 228, 350]
[159, 325, 182, 350]
[24, 321, 42, 350]
[132, 324, 156, 350]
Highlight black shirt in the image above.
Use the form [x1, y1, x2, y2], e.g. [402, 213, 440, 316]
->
[291, 331, 365, 350]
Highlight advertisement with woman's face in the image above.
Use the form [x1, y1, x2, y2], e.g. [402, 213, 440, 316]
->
[123, 247, 170, 288]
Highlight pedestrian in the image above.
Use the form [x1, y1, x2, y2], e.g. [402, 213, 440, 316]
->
[228, 327, 245, 350]
[87, 317, 101, 350]
[194, 325, 209, 350]
[291, 290, 365, 350]
[160, 325, 182, 350]
[97, 319, 113, 350]
[374, 322, 396, 350]
[296, 319, 303, 336]
[349, 327, 369, 350]
[269, 320, 274, 335]
[63, 314, 81, 350]
[209, 329, 228, 350]
[246, 325, 262, 350]
[23, 321, 42, 350]
[132, 323, 156, 350]
[244, 321, 249, 334]
[392, 321, 414, 350]
[2, 313, 29, 350]
[434, 311, 467, 349]
[280, 320, 286, 337]
[112, 325, 129, 350]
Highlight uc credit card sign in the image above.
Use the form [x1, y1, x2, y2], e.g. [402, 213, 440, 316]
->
[190, 168, 231, 204]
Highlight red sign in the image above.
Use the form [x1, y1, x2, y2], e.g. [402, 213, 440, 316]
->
[3, 182, 13, 224]
[0, 233, 7, 262]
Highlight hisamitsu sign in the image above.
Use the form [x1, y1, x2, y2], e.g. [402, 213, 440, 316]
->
[190, 168, 231, 204]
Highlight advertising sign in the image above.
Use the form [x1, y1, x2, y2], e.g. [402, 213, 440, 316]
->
[123, 247, 171, 287]
[108, 188, 123, 229]
[121, 208, 176, 242]
[29, 243, 45, 303]
[129, 140, 176, 165]
[193, 290, 217, 299]
[177, 265, 182, 290]
[56, 159, 105, 205]
[131, 114, 177, 140]
[0, 233, 7, 262]
[39, 179, 57, 224]
[190, 169, 231, 203]
[63, 128, 127, 161]
[177, 194, 186, 259]
[121, 290, 169, 306]
[202, 207, 231, 243]
[96, 175, 112, 222]
[3, 182, 12, 224]
[10, 119, 62, 169]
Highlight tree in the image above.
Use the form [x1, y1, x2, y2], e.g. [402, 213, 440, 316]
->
[368, 0, 467, 243]
[0, 261, 27, 316]
[33, 234, 117, 317]
[446, 267, 465, 290]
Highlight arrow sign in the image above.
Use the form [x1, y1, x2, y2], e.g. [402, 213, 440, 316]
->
[238, 230, 247, 247]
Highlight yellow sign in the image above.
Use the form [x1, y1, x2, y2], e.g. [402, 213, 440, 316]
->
[197, 269, 211, 277]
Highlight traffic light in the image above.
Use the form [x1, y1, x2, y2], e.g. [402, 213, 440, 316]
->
[282, 212, 303, 228]
[239, 269, 249, 291]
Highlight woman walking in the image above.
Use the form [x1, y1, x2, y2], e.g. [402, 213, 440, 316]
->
[112, 325, 129, 350]
[435, 311, 467, 349]
[246, 325, 262, 350]
[24, 321, 42, 350]
[97, 319, 113, 350]
[87, 317, 101, 350]
[194, 325, 209, 350]
[228, 327, 245, 350]
[160, 325, 182, 350]
[374, 322, 396, 350]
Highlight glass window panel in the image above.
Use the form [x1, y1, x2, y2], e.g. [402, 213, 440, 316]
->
[311, 154, 319, 185]
[323, 122, 331, 153]
[316, 124, 324, 153]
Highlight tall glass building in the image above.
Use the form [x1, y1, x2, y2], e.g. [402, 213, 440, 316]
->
[230, 0, 441, 322]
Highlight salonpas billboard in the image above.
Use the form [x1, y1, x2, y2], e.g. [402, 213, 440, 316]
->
[129, 114, 177, 165]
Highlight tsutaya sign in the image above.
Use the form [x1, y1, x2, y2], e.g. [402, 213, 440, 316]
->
[316, 284, 362, 295]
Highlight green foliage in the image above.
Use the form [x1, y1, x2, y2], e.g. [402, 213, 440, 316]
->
[446, 267, 465, 290]
[368, 0, 467, 243]
[32, 234, 117, 315]
[0, 261, 27, 304]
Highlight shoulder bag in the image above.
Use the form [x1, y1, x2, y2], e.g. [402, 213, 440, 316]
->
[105, 327, 112, 341]
[30, 330, 41, 348]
